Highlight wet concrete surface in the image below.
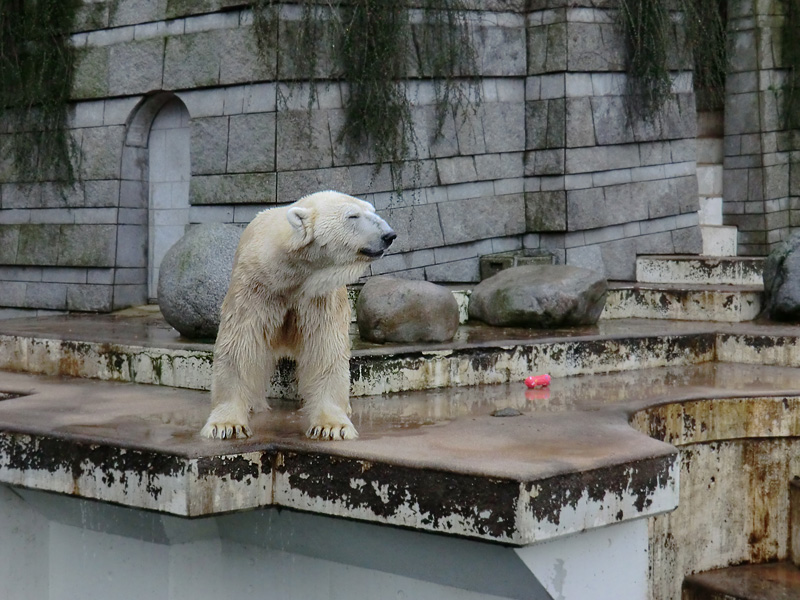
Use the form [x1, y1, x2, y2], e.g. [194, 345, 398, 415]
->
[683, 562, 800, 600]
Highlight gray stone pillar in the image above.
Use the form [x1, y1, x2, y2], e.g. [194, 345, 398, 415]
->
[525, 0, 701, 279]
[724, 0, 793, 255]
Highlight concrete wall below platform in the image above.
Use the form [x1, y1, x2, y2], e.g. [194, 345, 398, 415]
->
[0, 485, 654, 600]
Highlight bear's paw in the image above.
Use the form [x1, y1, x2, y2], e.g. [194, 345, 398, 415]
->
[201, 421, 252, 440]
[306, 419, 358, 441]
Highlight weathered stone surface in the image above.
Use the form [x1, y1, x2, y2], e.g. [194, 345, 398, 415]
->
[227, 113, 276, 173]
[158, 224, 242, 338]
[356, 276, 459, 343]
[189, 173, 277, 205]
[108, 38, 165, 96]
[469, 265, 607, 328]
[763, 232, 800, 322]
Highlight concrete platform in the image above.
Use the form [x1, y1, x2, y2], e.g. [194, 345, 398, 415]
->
[636, 255, 764, 286]
[683, 563, 800, 600]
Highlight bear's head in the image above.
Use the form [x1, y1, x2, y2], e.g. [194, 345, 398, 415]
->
[287, 191, 396, 263]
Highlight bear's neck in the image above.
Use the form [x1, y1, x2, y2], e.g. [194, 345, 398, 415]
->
[298, 263, 370, 298]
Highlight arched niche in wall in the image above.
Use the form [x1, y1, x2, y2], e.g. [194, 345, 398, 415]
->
[119, 92, 191, 306]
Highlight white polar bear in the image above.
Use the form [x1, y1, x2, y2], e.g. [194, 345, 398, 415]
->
[200, 191, 396, 441]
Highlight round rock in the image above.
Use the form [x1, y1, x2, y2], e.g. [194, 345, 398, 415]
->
[158, 224, 243, 339]
[356, 276, 460, 343]
[468, 265, 607, 328]
[763, 231, 800, 321]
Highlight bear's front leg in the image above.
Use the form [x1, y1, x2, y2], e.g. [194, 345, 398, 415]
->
[296, 292, 357, 441]
[201, 304, 273, 440]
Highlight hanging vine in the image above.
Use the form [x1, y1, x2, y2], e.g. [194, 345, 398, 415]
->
[252, 0, 477, 187]
[0, 0, 81, 183]
[617, 0, 727, 119]
[781, 0, 800, 130]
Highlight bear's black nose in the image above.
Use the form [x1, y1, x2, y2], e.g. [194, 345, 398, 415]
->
[382, 231, 397, 247]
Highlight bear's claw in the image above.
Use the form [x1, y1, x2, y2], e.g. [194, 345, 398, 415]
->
[306, 423, 358, 441]
[201, 422, 252, 440]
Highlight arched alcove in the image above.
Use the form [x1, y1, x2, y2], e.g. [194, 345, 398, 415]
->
[118, 92, 191, 307]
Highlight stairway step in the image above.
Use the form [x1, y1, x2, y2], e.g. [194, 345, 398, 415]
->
[602, 282, 762, 322]
[701, 225, 738, 257]
[637, 255, 764, 286]
[683, 563, 800, 600]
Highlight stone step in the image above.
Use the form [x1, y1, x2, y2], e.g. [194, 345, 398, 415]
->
[636, 255, 765, 286]
[683, 563, 800, 600]
[602, 282, 762, 322]
[701, 225, 738, 257]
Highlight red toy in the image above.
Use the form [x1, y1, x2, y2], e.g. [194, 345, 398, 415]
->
[524, 374, 551, 389]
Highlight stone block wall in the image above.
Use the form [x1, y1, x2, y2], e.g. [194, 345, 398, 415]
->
[0, 0, 709, 314]
[724, 0, 794, 255]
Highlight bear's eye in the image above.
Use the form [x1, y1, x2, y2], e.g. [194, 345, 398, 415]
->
[347, 214, 360, 220]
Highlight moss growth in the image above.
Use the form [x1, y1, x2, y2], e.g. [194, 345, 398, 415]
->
[252, 0, 477, 192]
[0, 0, 81, 184]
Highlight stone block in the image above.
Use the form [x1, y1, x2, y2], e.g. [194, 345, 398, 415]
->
[672, 226, 703, 254]
[190, 117, 229, 175]
[474, 153, 524, 181]
[74, 2, 109, 31]
[84, 180, 120, 208]
[276, 168, 352, 201]
[0, 281, 25, 306]
[2, 184, 41, 209]
[565, 144, 639, 174]
[72, 46, 109, 99]
[454, 108, 486, 155]
[276, 111, 333, 171]
[726, 93, 761, 134]
[67, 284, 113, 312]
[112, 283, 147, 309]
[527, 22, 567, 75]
[376, 204, 444, 253]
[526, 149, 565, 176]
[41, 182, 84, 208]
[227, 113, 276, 173]
[525, 190, 566, 231]
[221, 27, 274, 84]
[190, 173, 277, 205]
[0, 226, 19, 263]
[115, 224, 147, 268]
[545, 98, 566, 147]
[566, 97, 595, 147]
[79, 126, 125, 180]
[119, 180, 147, 209]
[17, 224, 60, 265]
[439, 194, 525, 245]
[728, 30, 758, 72]
[163, 31, 221, 90]
[764, 163, 789, 199]
[483, 102, 525, 152]
[591, 96, 634, 145]
[525, 100, 549, 150]
[277, 18, 339, 80]
[635, 231, 674, 255]
[108, 38, 165, 96]
[110, 0, 167, 27]
[437, 156, 478, 185]
[566, 186, 612, 231]
[425, 257, 480, 283]
[24, 282, 67, 310]
[567, 22, 625, 71]
[599, 238, 637, 279]
[57, 225, 116, 267]
[476, 23, 526, 76]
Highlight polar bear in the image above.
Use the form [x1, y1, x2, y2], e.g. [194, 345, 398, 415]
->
[200, 191, 396, 441]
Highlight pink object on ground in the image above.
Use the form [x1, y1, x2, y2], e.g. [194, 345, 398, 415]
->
[524, 374, 551, 389]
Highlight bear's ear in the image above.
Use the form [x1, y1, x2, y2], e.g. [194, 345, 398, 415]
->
[287, 206, 314, 246]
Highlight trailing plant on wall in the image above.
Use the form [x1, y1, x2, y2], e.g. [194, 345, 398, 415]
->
[252, 0, 477, 187]
[0, 0, 81, 183]
[618, 0, 727, 118]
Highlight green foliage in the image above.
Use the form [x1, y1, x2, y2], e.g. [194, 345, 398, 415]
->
[0, 0, 81, 183]
[252, 0, 477, 187]
[618, 0, 727, 118]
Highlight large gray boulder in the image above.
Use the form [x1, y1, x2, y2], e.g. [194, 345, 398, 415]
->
[469, 265, 607, 328]
[763, 231, 800, 321]
[356, 276, 460, 343]
[158, 224, 243, 339]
